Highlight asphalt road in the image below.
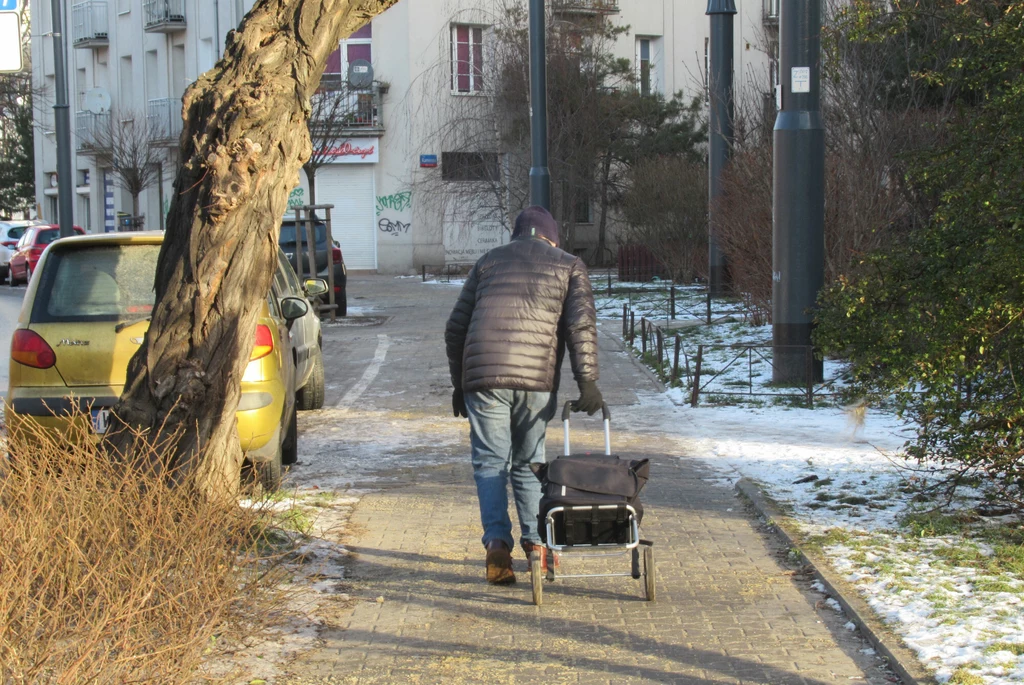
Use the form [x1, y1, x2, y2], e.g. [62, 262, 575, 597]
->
[0, 283, 26, 398]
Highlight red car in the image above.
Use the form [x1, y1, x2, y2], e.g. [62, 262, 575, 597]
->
[9, 224, 85, 286]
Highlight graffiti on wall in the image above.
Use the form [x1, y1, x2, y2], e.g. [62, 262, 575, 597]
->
[376, 190, 412, 239]
[288, 187, 305, 208]
[375, 191, 412, 217]
[378, 218, 411, 236]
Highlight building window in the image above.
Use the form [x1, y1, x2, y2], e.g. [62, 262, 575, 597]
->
[451, 25, 484, 93]
[442, 152, 498, 182]
[634, 37, 659, 96]
[324, 23, 372, 91]
[575, 194, 593, 225]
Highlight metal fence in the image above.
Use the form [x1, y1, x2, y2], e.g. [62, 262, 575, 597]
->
[626, 314, 841, 408]
[72, 1, 108, 45]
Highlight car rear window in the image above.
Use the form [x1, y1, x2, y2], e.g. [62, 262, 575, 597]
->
[35, 229, 61, 246]
[7, 226, 26, 240]
[31, 244, 161, 323]
[279, 223, 327, 245]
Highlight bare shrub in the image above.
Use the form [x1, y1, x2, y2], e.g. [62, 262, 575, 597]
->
[621, 155, 708, 284]
[713, 1, 959, 323]
[0, 412, 282, 683]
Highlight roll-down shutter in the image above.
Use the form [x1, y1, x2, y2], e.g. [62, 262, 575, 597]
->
[315, 165, 376, 270]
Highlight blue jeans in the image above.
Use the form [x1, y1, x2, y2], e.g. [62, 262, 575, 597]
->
[465, 388, 556, 551]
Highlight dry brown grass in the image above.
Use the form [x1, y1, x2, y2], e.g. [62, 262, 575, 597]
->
[0, 412, 285, 684]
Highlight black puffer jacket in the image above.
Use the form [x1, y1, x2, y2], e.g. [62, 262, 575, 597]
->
[445, 237, 599, 393]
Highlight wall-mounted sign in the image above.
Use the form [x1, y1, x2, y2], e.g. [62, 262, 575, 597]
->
[420, 154, 438, 168]
[0, 0, 20, 12]
[323, 137, 379, 163]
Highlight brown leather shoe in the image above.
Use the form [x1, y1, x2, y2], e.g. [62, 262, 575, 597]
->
[485, 540, 515, 585]
[521, 541, 558, 573]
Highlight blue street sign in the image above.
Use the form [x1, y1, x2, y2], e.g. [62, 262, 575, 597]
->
[0, 0, 18, 12]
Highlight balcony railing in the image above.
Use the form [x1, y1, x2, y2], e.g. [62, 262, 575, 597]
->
[551, 0, 620, 15]
[309, 83, 385, 134]
[147, 98, 182, 144]
[72, 1, 108, 48]
[763, 0, 780, 25]
[143, 0, 186, 32]
[75, 111, 111, 152]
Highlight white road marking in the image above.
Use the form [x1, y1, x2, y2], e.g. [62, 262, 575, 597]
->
[336, 334, 390, 409]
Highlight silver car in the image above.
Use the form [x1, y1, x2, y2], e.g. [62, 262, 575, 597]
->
[273, 248, 327, 413]
[0, 220, 41, 284]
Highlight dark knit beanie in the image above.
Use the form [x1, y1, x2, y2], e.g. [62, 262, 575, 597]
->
[512, 206, 560, 248]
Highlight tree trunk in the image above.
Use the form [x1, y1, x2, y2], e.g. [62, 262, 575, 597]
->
[131, 193, 140, 218]
[596, 148, 612, 267]
[102, 0, 397, 500]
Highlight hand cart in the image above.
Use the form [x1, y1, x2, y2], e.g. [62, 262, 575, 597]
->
[530, 402, 655, 606]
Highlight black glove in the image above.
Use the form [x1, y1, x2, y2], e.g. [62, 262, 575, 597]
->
[452, 388, 468, 418]
[571, 381, 603, 416]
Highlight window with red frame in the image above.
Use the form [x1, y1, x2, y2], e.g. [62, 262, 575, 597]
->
[451, 25, 484, 93]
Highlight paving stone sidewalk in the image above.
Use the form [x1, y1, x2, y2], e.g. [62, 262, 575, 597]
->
[283, 275, 894, 685]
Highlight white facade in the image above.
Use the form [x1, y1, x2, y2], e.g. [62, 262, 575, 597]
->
[31, 0, 775, 272]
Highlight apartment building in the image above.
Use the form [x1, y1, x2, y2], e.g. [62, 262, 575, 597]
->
[31, 0, 778, 273]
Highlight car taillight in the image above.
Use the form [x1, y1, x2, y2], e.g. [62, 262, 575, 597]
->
[11, 330, 56, 369]
[250, 324, 274, 361]
[332, 247, 342, 263]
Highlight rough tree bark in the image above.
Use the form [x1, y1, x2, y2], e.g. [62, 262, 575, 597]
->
[102, 0, 397, 499]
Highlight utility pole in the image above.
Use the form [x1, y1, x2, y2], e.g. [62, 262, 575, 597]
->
[706, 0, 736, 298]
[50, 0, 75, 237]
[528, 0, 550, 210]
[772, 0, 824, 384]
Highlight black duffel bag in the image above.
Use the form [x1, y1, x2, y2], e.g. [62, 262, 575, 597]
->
[535, 403, 650, 546]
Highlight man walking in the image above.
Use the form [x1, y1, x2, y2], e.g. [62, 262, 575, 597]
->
[445, 206, 603, 585]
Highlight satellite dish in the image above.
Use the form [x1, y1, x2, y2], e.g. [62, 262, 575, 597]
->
[347, 59, 374, 89]
[84, 88, 111, 115]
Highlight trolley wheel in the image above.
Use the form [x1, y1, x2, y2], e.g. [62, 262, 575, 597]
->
[631, 547, 641, 579]
[643, 544, 656, 602]
[530, 551, 543, 605]
[546, 549, 556, 582]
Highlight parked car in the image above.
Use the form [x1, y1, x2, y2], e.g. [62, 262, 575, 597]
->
[274, 247, 328, 410]
[0, 220, 42, 284]
[4, 231, 312, 490]
[9, 224, 86, 286]
[279, 217, 347, 316]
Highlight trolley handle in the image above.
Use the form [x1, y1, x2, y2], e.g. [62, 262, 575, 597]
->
[562, 401, 612, 457]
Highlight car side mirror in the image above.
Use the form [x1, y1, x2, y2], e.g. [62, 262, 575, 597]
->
[280, 296, 310, 325]
[303, 278, 329, 298]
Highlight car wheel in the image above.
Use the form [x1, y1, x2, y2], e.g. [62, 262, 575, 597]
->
[256, 443, 283, 492]
[281, 406, 298, 466]
[297, 348, 325, 411]
[337, 280, 347, 317]
[0, 265, 8, 285]
[25, 265, 32, 285]
[9, 265, 19, 286]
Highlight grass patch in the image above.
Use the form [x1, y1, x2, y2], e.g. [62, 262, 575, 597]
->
[815, 492, 836, 502]
[813, 478, 834, 488]
[973, 578, 1019, 594]
[983, 642, 1024, 656]
[948, 667, 984, 685]
[839, 496, 870, 506]
[900, 511, 970, 537]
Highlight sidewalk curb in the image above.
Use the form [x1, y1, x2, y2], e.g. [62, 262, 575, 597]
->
[735, 478, 936, 685]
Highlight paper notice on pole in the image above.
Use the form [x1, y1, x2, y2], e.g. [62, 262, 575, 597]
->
[791, 67, 810, 93]
[0, 14, 21, 73]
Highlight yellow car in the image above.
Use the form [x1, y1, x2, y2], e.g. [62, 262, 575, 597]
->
[5, 231, 311, 490]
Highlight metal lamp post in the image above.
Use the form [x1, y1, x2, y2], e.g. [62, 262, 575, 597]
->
[528, 0, 550, 210]
[51, 0, 75, 236]
[706, 0, 736, 298]
[772, 0, 824, 384]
